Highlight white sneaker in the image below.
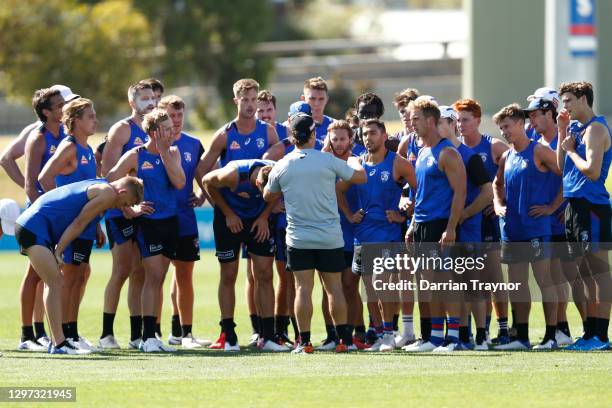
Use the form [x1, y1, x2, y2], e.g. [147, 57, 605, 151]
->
[168, 334, 183, 346]
[365, 338, 383, 352]
[248, 333, 260, 348]
[347, 344, 358, 351]
[555, 330, 572, 346]
[261, 340, 290, 352]
[77, 337, 98, 352]
[155, 339, 177, 352]
[98, 335, 121, 350]
[379, 334, 396, 352]
[433, 341, 459, 352]
[533, 339, 557, 350]
[316, 339, 337, 351]
[155, 332, 162, 342]
[395, 334, 416, 348]
[474, 341, 489, 351]
[17, 339, 46, 352]
[403, 340, 437, 352]
[192, 336, 212, 347]
[393, 330, 400, 338]
[141, 338, 162, 353]
[224, 341, 240, 352]
[181, 334, 202, 349]
[128, 338, 142, 350]
[49, 342, 91, 355]
[401, 339, 423, 351]
[494, 339, 530, 351]
[37, 336, 51, 349]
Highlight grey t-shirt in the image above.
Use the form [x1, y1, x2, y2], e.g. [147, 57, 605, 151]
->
[267, 148, 355, 249]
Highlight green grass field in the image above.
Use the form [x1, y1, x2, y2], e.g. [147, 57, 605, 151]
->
[1, 251, 612, 407]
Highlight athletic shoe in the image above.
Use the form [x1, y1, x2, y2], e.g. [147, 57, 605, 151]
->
[292, 343, 314, 354]
[37, 336, 51, 349]
[316, 338, 337, 351]
[98, 335, 121, 350]
[261, 340, 290, 352]
[379, 333, 396, 352]
[194, 337, 212, 347]
[555, 330, 573, 347]
[403, 340, 437, 352]
[156, 339, 177, 352]
[432, 341, 461, 352]
[485, 332, 492, 345]
[473, 341, 488, 351]
[491, 334, 510, 345]
[365, 338, 383, 352]
[395, 334, 417, 348]
[181, 334, 207, 349]
[532, 339, 558, 350]
[210, 332, 226, 350]
[493, 339, 530, 351]
[128, 338, 142, 350]
[224, 341, 240, 352]
[365, 331, 379, 346]
[168, 335, 182, 346]
[573, 336, 610, 351]
[563, 336, 587, 350]
[352, 337, 368, 350]
[247, 333, 260, 348]
[275, 333, 294, 347]
[393, 330, 401, 339]
[76, 337, 98, 352]
[49, 342, 91, 355]
[140, 338, 162, 353]
[17, 339, 46, 352]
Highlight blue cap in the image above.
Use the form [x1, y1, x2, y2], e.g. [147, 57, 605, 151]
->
[288, 101, 312, 117]
[523, 97, 555, 113]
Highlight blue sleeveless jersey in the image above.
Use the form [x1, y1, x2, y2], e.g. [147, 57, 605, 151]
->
[563, 116, 612, 205]
[354, 151, 403, 244]
[220, 120, 269, 167]
[468, 134, 499, 181]
[315, 115, 334, 141]
[352, 142, 367, 156]
[17, 179, 105, 245]
[339, 155, 362, 251]
[221, 159, 274, 219]
[36, 124, 66, 194]
[414, 139, 455, 223]
[500, 141, 552, 241]
[136, 146, 178, 219]
[456, 143, 482, 242]
[174, 132, 204, 236]
[276, 122, 288, 141]
[405, 133, 423, 201]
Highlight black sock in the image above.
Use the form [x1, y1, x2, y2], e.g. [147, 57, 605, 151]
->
[325, 324, 339, 342]
[511, 309, 517, 328]
[355, 325, 366, 335]
[459, 326, 470, 343]
[300, 331, 311, 345]
[585, 316, 597, 339]
[62, 323, 71, 338]
[171, 314, 182, 337]
[336, 324, 353, 346]
[142, 316, 157, 341]
[56, 340, 68, 349]
[261, 317, 275, 341]
[476, 328, 487, 345]
[274, 315, 283, 335]
[582, 320, 588, 336]
[155, 323, 162, 337]
[181, 325, 193, 338]
[34, 322, 47, 339]
[557, 321, 570, 337]
[420, 317, 432, 341]
[130, 315, 143, 341]
[221, 318, 237, 345]
[516, 323, 529, 343]
[290, 316, 299, 340]
[21, 325, 35, 342]
[70, 321, 79, 341]
[596, 318, 610, 342]
[249, 314, 259, 334]
[544, 325, 556, 342]
[282, 315, 291, 335]
[101, 313, 116, 338]
[392, 314, 400, 332]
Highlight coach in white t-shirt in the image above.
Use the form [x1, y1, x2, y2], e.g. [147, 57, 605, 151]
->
[262, 112, 366, 353]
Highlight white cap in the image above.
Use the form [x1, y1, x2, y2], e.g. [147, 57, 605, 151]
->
[0, 199, 20, 236]
[50, 84, 80, 102]
[439, 105, 457, 121]
[527, 87, 560, 109]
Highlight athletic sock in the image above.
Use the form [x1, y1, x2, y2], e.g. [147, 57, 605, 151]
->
[582, 320, 588, 336]
[171, 314, 182, 337]
[34, 322, 47, 339]
[300, 331, 311, 345]
[467, 315, 473, 339]
[459, 326, 470, 344]
[585, 316, 597, 340]
[281, 315, 291, 335]
[221, 318, 238, 346]
[557, 321, 570, 337]
[511, 309, 517, 329]
[257, 316, 263, 336]
[290, 316, 299, 340]
[21, 325, 35, 342]
[274, 315, 285, 336]
[375, 325, 384, 339]
[62, 323, 71, 339]
[430, 318, 445, 346]
[101, 313, 115, 338]
[446, 317, 460, 343]
[130, 315, 143, 341]
[355, 325, 366, 335]
[392, 314, 400, 332]
[383, 321, 394, 336]
[261, 317, 275, 342]
[544, 325, 556, 342]
[336, 324, 353, 346]
[142, 316, 157, 341]
[497, 317, 509, 337]
[485, 314, 491, 336]
[325, 324, 339, 342]
[596, 318, 610, 342]
[476, 328, 487, 345]
[249, 314, 259, 335]
[402, 315, 414, 338]
[516, 323, 529, 343]
[70, 321, 79, 341]
[155, 323, 162, 337]
[181, 325, 192, 338]
[420, 317, 432, 342]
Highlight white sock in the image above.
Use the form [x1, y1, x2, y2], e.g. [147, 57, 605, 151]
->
[402, 315, 414, 338]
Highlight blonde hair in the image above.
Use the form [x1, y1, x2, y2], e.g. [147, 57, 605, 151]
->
[158, 95, 185, 110]
[493, 103, 525, 125]
[303, 76, 328, 93]
[62, 98, 94, 133]
[142, 108, 169, 135]
[233, 78, 260, 97]
[408, 98, 440, 121]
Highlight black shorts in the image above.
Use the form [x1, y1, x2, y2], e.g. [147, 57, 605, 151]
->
[414, 219, 448, 243]
[287, 247, 345, 273]
[135, 216, 178, 259]
[501, 236, 551, 264]
[551, 233, 572, 262]
[565, 197, 612, 258]
[63, 238, 94, 265]
[174, 234, 200, 262]
[105, 216, 137, 249]
[213, 208, 275, 263]
[344, 251, 354, 270]
[15, 224, 52, 255]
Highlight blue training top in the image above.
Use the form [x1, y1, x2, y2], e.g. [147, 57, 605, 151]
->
[173, 132, 205, 237]
[315, 115, 334, 141]
[220, 159, 274, 219]
[220, 120, 269, 167]
[456, 143, 483, 243]
[136, 146, 178, 220]
[36, 124, 66, 195]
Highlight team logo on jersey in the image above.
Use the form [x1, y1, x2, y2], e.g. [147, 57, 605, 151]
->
[80, 155, 88, 165]
[369, 169, 377, 176]
[426, 156, 435, 167]
[141, 161, 154, 170]
[256, 138, 265, 149]
[184, 152, 192, 163]
[134, 137, 144, 146]
[521, 159, 528, 169]
[244, 138, 251, 145]
[49, 145, 57, 155]
[230, 141, 241, 150]
[479, 152, 488, 163]
[380, 171, 390, 182]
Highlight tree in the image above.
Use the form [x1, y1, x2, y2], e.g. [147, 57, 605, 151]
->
[0, 0, 152, 116]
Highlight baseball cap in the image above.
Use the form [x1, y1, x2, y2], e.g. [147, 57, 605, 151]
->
[523, 97, 556, 114]
[50, 84, 80, 102]
[0, 199, 20, 236]
[288, 101, 312, 117]
[527, 87, 560, 109]
[439, 105, 457, 121]
[290, 113, 315, 139]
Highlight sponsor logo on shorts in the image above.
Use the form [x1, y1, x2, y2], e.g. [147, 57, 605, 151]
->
[121, 225, 134, 237]
[217, 250, 235, 260]
[73, 252, 86, 263]
[80, 155, 89, 165]
[141, 161, 154, 170]
[230, 141, 241, 150]
[580, 230, 590, 242]
[149, 244, 163, 253]
[531, 238, 542, 257]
